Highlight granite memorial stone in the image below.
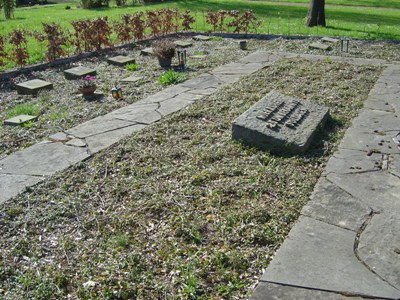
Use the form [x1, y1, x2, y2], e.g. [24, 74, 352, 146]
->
[232, 91, 329, 153]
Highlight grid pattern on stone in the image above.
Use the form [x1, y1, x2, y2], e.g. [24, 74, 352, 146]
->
[256, 99, 309, 130]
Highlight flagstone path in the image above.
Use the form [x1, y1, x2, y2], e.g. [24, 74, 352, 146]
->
[1, 51, 399, 299]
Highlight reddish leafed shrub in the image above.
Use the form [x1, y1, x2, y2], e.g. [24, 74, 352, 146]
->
[41, 22, 68, 61]
[0, 35, 7, 66]
[206, 10, 219, 32]
[181, 10, 195, 31]
[159, 8, 180, 34]
[8, 29, 29, 67]
[92, 17, 112, 50]
[131, 12, 145, 41]
[146, 10, 162, 37]
[238, 9, 261, 33]
[113, 14, 133, 43]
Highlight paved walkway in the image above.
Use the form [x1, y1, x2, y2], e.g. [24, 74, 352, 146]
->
[0, 51, 276, 203]
[1, 50, 399, 299]
[252, 61, 400, 298]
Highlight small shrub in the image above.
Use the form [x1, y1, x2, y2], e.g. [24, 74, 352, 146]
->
[6, 102, 40, 118]
[41, 22, 68, 61]
[181, 9, 195, 31]
[153, 39, 175, 59]
[125, 63, 138, 71]
[0, 35, 7, 66]
[65, 5, 71, 9]
[115, 0, 126, 6]
[158, 70, 183, 85]
[8, 29, 29, 67]
[1, 0, 15, 19]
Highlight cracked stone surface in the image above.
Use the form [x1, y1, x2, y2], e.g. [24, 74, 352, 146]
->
[85, 124, 147, 154]
[66, 138, 87, 148]
[66, 116, 135, 138]
[0, 174, 44, 204]
[261, 216, 400, 299]
[301, 178, 371, 231]
[251, 282, 369, 300]
[0, 142, 89, 176]
[108, 103, 161, 124]
[358, 213, 400, 289]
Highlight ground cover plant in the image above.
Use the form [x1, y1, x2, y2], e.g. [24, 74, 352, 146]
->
[0, 0, 398, 68]
[0, 56, 381, 299]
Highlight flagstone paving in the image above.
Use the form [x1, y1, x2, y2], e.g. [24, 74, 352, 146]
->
[1, 50, 399, 299]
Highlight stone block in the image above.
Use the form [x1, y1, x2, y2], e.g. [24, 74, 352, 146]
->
[16, 79, 53, 95]
[64, 66, 96, 80]
[193, 35, 211, 41]
[107, 55, 136, 66]
[4, 115, 38, 126]
[321, 37, 339, 43]
[141, 47, 153, 56]
[309, 42, 332, 51]
[174, 40, 193, 48]
[232, 91, 329, 154]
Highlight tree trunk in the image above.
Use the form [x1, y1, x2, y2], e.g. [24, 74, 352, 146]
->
[305, 0, 326, 27]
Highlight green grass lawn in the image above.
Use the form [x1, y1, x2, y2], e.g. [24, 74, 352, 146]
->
[0, 0, 399, 67]
[251, 0, 400, 9]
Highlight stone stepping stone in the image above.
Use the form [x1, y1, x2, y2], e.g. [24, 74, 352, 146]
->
[49, 132, 71, 142]
[141, 47, 153, 56]
[16, 79, 53, 95]
[174, 40, 193, 48]
[64, 66, 96, 80]
[66, 138, 86, 147]
[321, 37, 339, 44]
[121, 76, 142, 83]
[309, 42, 332, 51]
[4, 114, 38, 126]
[193, 35, 211, 41]
[107, 55, 136, 66]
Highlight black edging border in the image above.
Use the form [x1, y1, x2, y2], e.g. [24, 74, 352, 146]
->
[1, 31, 399, 81]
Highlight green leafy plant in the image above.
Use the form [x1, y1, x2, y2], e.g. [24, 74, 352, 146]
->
[158, 70, 183, 85]
[5, 102, 40, 118]
[125, 63, 138, 71]
[1, 0, 14, 19]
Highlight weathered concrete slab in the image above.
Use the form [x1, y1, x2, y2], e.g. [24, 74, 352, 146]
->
[4, 114, 38, 126]
[251, 282, 369, 300]
[358, 213, 400, 289]
[174, 40, 193, 48]
[121, 76, 142, 83]
[141, 47, 153, 56]
[49, 132, 70, 142]
[157, 93, 202, 116]
[64, 66, 96, 80]
[309, 42, 332, 51]
[107, 55, 135, 66]
[193, 35, 211, 41]
[0, 142, 89, 176]
[323, 148, 382, 175]
[108, 103, 161, 124]
[66, 138, 86, 147]
[0, 174, 44, 204]
[327, 171, 400, 211]
[139, 85, 191, 104]
[16, 79, 52, 95]
[232, 91, 329, 154]
[238, 51, 279, 64]
[66, 116, 134, 138]
[186, 87, 218, 96]
[211, 62, 262, 76]
[180, 74, 222, 89]
[261, 216, 400, 299]
[388, 153, 400, 178]
[302, 178, 371, 231]
[85, 124, 146, 154]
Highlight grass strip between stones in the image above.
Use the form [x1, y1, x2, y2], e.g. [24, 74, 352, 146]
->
[0, 57, 381, 299]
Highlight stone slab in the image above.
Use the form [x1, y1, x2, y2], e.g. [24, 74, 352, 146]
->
[0, 174, 44, 204]
[193, 35, 211, 41]
[309, 42, 332, 51]
[107, 55, 136, 66]
[141, 47, 153, 56]
[66, 138, 86, 147]
[64, 66, 96, 80]
[49, 132, 70, 142]
[174, 40, 193, 48]
[302, 178, 371, 231]
[232, 91, 329, 154]
[238, 51, 279, 64]
[66, 116, 134, 138]
[251, 282, 369, 300]
[0, 142, 89, 176]
[86, 124, 147, 154]
[139, 85, 191, 104]
[16, 79, 53, 95]
[261, 216, 400, 299]
[358, 213, 400, 289]
[4, 114, 38, 126]
[121, 76, 142, 83]
[327, 171, 400, 212]
[211, 62, 262, 76]
[180, 74, 222, 90]
[108, 103, 161, 124]
[321, 37, 340, 43]
[323, 148, 382, 175]
[156, 93, 202, 116]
